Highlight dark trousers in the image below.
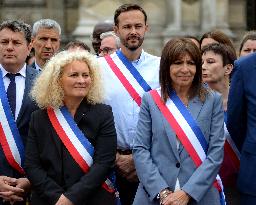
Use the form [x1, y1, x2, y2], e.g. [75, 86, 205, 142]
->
[0, 200, 26, 205]
[224, 186, 240, 205]
[116, 173, 138, 205]
[240, 193, 256, 205]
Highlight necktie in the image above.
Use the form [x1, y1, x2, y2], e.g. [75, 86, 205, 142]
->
[6, 73, 19, 117]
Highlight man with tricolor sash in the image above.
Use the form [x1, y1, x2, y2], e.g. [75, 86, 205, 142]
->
[0, 20, 38, 204]
[98, 3, 160, 205]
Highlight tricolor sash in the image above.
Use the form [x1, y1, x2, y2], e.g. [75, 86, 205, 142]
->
[223, 121, 240, 169]
[150, 88, 226, 205]
[47, 106, 115, 193]
[104, 50, 152, 106]
[0, 70, 25, 174]
[219, 118, 240, 186]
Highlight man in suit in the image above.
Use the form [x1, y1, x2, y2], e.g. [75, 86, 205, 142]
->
[0, 20, 38, 204]
[227, 52, 256, 205]
[30, 19, 61, 71]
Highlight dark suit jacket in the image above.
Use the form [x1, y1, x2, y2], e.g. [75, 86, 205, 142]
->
[24, 101, 117, 205]
[0, 65, 38, 178]
[227, 52, 256, 196]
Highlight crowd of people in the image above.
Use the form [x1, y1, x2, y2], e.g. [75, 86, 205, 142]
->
[0, 3, 256, 205]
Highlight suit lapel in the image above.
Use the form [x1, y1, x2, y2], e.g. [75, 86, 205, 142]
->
[16, 66, 36, 125]
[162, 116, 180, 160]
[187, 96, 204, 121]
[50, 124, 63, 158]
[74, 100, 91, 124]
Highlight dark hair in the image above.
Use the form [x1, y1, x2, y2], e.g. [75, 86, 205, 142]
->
[201, 43, 237, 67]
[64, 40, 91, 52]
[184, 35, 200, 44]
[200, 30, 236, 55]
[91, 22, 113, 54]
[160, 38, 207, 103]
[0, 20, 31, 44]
[114, 3, 147, 26]
[239, 30, 256, 55]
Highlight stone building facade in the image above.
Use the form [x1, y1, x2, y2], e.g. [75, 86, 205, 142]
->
[0, 0, 255, 55]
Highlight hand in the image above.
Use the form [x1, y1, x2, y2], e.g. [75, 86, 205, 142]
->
[162, 190, 190, 205]
[15, 178, 31, 195]
[116, 153, 136, 178]
[126, 170, 138, 183]
[0, 176, 24, 202]
[55, 194, 74, 205]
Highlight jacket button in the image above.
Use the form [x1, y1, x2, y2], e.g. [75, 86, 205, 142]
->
[176, 162, 180, 168]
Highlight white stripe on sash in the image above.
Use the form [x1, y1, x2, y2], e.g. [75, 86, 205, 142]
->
[164, 93, 206, 162]
[0, 100, 22, 165]
[53, 109, 93, 166]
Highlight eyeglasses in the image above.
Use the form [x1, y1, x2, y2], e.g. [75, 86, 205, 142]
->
[99, 47, 116, 55]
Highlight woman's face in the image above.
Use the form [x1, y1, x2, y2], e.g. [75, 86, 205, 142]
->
[240, 39, 256, 57]
[170, 53, 196, 90]
[60, 60, 92, 101]
[201, 38, 218, 49]
[202, 51, 225, 83]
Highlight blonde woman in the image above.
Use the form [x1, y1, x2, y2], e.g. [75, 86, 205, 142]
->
[25, 51, 117, 205]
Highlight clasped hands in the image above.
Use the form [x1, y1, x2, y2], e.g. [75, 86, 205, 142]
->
[160, 190, 190, 205]
[0, 176, 30, 204]
[115, 153, 138, 182]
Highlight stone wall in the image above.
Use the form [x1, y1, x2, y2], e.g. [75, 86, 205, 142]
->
[0, 0, 250, 55]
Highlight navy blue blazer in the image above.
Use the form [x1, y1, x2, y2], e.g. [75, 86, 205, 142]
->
[227, 52, 256, 195]
[0, 66, 39, 178]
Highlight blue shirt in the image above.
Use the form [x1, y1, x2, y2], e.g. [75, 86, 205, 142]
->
[99, 50, 160, 149]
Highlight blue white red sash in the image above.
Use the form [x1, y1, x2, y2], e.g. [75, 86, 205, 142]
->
[224, 121, 240, 170]
[47, 106, 115, 193]
[150, 88, 226, 205]
[104, 50, 152, 106]
[0, 70, 25, 174]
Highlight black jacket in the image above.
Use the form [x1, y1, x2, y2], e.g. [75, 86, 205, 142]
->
[24, 101, 117, 205]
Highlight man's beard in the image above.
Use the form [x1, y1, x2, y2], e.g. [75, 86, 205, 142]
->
[122, 35, 144, 51]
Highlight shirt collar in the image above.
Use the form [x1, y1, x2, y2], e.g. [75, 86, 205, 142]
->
[119, 49, 145, 65]
[35, 61, 42, 71]
[0, 64, 27, 78]
[132, 49, 145, 65]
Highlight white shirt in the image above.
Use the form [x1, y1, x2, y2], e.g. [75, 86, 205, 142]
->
[99, 49, 160, 149]
[0, 64, 26, 120]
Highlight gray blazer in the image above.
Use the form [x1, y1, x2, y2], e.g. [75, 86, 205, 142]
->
[132, 90, 224, 205]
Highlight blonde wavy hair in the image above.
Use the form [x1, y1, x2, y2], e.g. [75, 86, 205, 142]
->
[31, 50, 104, 108]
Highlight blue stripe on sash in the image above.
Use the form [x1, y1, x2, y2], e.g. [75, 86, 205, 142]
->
[224, 111, 227, 124]
[60, 106, 94, 156]
[169, 90, 208, 153]
[116, 50, 152, 92]
[0, 70, 24, 165]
